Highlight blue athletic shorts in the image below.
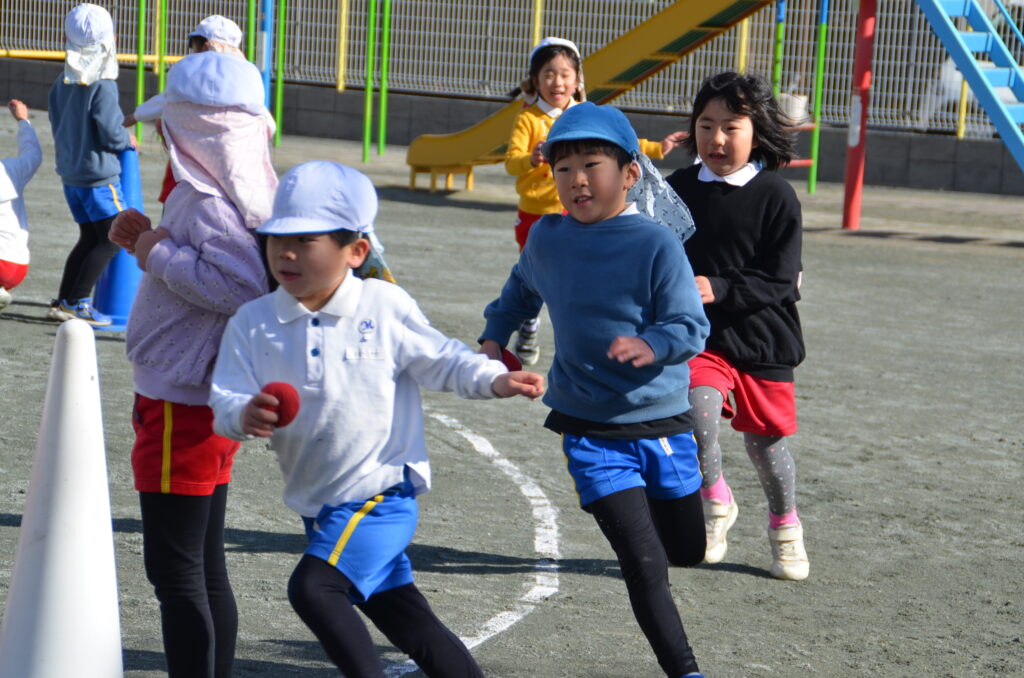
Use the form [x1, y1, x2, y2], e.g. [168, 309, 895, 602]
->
[63, 182, 126, 223]
[301, 479, 417, 602]
[562, 432, 703, 507]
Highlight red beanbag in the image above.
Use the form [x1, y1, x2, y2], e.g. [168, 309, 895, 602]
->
[261, 382, 300, 428]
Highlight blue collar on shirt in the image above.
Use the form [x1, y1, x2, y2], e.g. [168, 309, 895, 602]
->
[273, 271, 363, 323]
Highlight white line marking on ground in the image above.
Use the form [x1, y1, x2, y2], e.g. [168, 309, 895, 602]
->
[384, 411, 561, 677]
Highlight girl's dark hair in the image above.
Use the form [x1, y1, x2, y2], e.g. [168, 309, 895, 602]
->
[187, 35, 208, 53]
[683, 71, 795, 171]
[546, 139, 633, 168]
[508, 45, 584, 101]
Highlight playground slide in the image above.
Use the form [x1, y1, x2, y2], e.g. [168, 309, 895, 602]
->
[406, 0, 772, 186]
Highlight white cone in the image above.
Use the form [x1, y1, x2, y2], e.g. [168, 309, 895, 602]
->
[0, 319, 123, 677]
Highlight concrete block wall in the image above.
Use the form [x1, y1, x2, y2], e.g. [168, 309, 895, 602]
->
[4, 58, 1023, 196]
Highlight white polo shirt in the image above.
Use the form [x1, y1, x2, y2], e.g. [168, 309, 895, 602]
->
[211, 274, 506, 516]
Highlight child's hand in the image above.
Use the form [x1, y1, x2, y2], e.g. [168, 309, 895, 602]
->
[694, 275, 715, 304]
[530, 141, 546, 167]
[129, 133, 138, 149]
[242, 393, 280, 437]
[607, 336, 655, 368]
[134, 227, 171, 270]
[7, 100, 28, 121]
[492, 371, 545, 399]
[123, 113, 137, 127]
[478, 339, 503, 361]
[661, 130, 689, 156]
[109, 208, 152, 252]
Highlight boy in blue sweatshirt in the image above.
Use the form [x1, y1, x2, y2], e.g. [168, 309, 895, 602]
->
[47, 3, 135, 326]
[479, 102, 710, 678]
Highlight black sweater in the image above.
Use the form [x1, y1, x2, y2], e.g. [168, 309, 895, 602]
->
[667, 165, 805, 381]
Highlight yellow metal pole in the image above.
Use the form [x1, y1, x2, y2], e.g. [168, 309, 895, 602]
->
[955, 27, 971, 139]
[956, 78, 969, 139]
[736, 17, 750, 74]
[532, 0, 543, 45]
[0, 49, 182, 63]
[336, 0, 350, 91]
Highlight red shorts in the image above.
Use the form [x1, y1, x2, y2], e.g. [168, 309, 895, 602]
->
[131, 394, 239, 495]
[689, 351, 798, 437]
[514, 209, 566, 252]
[514, 210, 544, 252]
[0, 260, 28, 290]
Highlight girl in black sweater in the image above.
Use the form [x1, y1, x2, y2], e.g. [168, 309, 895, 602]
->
[667, 71, 809, 580]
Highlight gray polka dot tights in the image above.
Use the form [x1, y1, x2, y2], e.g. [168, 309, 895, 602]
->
[688, 385, 796, 516]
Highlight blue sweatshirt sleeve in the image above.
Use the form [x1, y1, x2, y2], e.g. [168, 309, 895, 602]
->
[479, 259, 544, 347]
[91, 81, 131, 152]
[638, 236, 710, 365]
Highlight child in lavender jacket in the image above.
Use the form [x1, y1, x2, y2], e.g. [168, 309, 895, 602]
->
[108, 50, 277, 678]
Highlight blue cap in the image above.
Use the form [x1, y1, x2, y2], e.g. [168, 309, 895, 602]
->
[258, 162, 378, 235]
[541, 102, 640, 160]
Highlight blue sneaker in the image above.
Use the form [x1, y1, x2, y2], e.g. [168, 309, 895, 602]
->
[59, 298, 112, 327]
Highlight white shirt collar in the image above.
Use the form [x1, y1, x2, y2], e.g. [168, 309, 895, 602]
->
[537, 97, 575, 119]
[273, 271, 362, 323]
[697, 161, 762, 187]
[619, 203, 640, 216]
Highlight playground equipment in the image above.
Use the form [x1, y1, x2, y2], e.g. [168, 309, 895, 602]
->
[405, 0, 837, 193]
[914, 0, 1024, 168]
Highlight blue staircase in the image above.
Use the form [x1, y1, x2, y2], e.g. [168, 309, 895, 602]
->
[915, 0, 1024, 171]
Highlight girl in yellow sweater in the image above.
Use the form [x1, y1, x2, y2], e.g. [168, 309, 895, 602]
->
[505, 37, 686, 364]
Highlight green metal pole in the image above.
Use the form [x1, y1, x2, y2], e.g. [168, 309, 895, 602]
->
[377, 0, 391, 155]
[808, 0, 829, 194]
[247, 0, 257, 62]
[157, 0, 168, 92]
[771, 0, 785, 96]
[362, 0, 377, 163]
[136, 0, 146, 142]
[274, 0, 287, 146]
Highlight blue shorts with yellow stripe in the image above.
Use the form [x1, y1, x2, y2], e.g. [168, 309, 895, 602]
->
[302, 478, 417, 603]
[63, 182, 126, 223]
[562, 432, 703, 507]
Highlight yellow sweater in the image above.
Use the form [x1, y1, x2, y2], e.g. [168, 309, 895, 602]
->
[505, 102, 665, 215]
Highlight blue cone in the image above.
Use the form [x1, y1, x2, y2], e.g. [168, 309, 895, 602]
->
[95, 147, 145, 332]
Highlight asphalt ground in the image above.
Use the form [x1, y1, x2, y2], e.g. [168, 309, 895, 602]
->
[1, 109, 1023, 677]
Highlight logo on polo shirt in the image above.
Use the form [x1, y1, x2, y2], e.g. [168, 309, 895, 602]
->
[358, 318, 375, 342]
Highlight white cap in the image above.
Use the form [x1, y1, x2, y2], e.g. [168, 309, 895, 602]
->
[188, 15, 242, 48]
[164, 51, 266, 114]
[258, 162, 378, 236]
[65, 4, 114, 46]
[529, 36, 581, 64]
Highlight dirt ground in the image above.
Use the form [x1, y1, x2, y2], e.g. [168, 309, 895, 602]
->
[1, 111, 1022, 678]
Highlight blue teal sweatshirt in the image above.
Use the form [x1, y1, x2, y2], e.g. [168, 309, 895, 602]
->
[481, 211, 709, 424]
[48, 77, 131, 187]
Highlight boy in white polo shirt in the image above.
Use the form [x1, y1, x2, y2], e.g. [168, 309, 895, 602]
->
[210, 161, 543, 677]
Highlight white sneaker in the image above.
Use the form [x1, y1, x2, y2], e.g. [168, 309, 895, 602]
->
[515, 319, 540, 366]
[46, 299, 74, 322]
[768, 524, 810, 581]
[702, 497, 738, 564]
[0, 287, 10, 312]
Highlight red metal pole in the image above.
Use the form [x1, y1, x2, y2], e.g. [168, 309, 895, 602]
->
[842, 0, 877, 231]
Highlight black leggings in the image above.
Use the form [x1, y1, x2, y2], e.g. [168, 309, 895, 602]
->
[139, 484, 237, 678]
[58, 215, 120, 302]
[586, 487, 706, 677]
[288, 554, 484, 678]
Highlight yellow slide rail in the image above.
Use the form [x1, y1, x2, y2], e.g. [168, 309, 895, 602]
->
[406, 0, 772, 191]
